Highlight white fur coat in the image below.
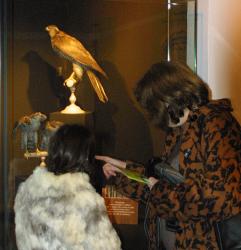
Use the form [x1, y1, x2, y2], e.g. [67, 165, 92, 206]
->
[14, 167, 121, 250]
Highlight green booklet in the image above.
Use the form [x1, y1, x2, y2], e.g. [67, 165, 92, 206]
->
[118, 168, 149, 184]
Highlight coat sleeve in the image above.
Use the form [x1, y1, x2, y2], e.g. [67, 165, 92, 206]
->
[114, 161, 151, 203]
[146, 111, 241, 223]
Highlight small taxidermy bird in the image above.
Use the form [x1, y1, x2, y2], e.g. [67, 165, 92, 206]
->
[13, 112, 47, 152]
[45, 24, 108, 103]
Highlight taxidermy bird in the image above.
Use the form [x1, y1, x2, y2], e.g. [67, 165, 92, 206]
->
[45, 25, 108, 103]
[13, 112, 47, 153]
[40, 120, 64, 151]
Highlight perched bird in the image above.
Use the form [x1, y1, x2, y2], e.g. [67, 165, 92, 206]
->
[40, 120, 64, 151]
[13, 112, 47, 153]
[46, 25, 108, 103]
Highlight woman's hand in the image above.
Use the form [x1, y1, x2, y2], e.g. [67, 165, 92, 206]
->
[95, 155, 127, 179]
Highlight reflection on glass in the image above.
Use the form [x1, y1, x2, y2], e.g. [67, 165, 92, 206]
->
[0, 0, 197, 249]
[168, 0, 197, 70]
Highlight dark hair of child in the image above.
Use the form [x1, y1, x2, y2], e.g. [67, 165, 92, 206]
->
[46, 124, 96, 185]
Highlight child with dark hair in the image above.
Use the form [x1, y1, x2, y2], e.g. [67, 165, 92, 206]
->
[47, 124, 96, 178]
[14, 124, 121, 250]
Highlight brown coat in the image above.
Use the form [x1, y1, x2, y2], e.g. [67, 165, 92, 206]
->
[114, 99, 241, 249]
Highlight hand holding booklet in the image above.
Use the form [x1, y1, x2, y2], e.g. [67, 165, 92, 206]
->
[117, 160, 185, 186]
[117, 167, 149, 184]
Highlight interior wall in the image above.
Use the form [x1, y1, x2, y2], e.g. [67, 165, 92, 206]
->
[197, 0, 241, 122]
[91, 1, 168, 160]
[92, 1, 189, 158]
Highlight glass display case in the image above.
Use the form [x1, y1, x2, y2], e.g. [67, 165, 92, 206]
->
[0, 0, 197, 249]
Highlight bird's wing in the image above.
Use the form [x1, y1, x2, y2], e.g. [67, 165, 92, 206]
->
[47, 120, 64, 131]
[86, 70, 108, 103]
[12, 116, 32, 139]
[52, 31, 107, 77]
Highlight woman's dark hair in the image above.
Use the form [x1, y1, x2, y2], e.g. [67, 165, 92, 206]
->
[46, 124, 96, 179]
[134, 61, 210, 128]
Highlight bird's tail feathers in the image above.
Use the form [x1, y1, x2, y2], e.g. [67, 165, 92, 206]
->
[86, 70, 108, 103]
[97, 67, 108, 79]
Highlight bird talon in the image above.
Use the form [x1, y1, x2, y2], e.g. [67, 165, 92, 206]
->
[64, 72, 77, 88]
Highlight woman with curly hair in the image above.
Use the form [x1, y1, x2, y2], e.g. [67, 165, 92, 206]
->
[96, 61, 241, 250]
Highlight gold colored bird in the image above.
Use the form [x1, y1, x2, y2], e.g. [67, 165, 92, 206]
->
[46, 25, 108, 103]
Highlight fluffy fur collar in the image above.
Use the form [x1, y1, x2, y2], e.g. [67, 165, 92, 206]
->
[14, 167, 121, 250]
[24, 166, 95, 198]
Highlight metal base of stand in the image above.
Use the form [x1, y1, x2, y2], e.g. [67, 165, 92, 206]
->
[61, 103, 86, 114]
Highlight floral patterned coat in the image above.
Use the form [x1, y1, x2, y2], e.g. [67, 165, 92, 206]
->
[114, 99, 241, 250]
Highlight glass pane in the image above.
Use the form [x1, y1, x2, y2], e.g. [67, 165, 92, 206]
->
[0, 0, 197, 249]
[169, 0, 197, 70]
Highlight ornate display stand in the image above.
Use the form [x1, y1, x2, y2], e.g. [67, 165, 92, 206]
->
[60, 66, 87, 114]
[61, 85, 86, 114]
[24, 151, 48, 167]
[49, 111, 93, 128]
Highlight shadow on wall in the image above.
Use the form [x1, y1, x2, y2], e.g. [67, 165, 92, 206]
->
[94, 61, 153, 164]
[22, 50, 69, 114]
